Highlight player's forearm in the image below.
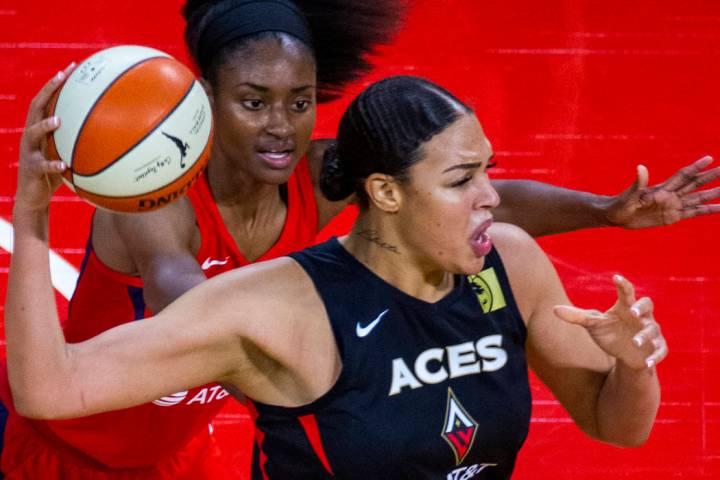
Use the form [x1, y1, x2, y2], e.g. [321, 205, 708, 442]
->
[491, 179, 612, 237]
[595, 360, 660, 447]
[6, 206, 78, 418]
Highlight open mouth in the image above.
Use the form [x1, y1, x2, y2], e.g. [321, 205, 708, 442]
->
[257, 149, 294, 169]
[469, 218, 493, 257]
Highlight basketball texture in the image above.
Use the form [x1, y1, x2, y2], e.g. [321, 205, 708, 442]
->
[47, 45, 213, 212]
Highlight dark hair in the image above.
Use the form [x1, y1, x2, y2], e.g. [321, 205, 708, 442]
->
[320, 76, 473, 205]
[182, 0, 406, 102]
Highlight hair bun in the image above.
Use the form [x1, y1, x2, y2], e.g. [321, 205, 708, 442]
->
[319, 142, 356, 201]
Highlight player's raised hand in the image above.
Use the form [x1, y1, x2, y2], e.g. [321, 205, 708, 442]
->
[15, 63, 76, 212]
[604, 156, 720, 229]
[553, 275, 668, 370]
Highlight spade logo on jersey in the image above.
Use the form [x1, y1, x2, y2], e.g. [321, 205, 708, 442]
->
[441, 388, 478, 465]
[468, 267, 506, 314]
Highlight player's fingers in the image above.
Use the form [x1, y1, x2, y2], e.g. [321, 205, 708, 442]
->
[22, 148, 66, 175]
[613, 274, 636, 307]
[629, 296, 654, 322]
[35, 158, 67, 175]
[21, 116, 61, 152]
[660, 156, 713, 192]
[25, 63, 75, 128]
[645, 337, 668, 369]
[681, 186, 720, 208]
[677, 166, 720, 196]
[632, 320, 659, 348]
[680, 204, 720, 220]
[553, 305, 606, 327]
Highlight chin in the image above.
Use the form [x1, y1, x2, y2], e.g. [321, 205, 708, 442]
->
[456, 255, 488, 276]
[255, 159, 300, 184]
[250, 164, 295, 185]
[261, 170, 294, 185]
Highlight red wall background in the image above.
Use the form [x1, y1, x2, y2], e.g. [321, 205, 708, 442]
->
[1, 1, 719, 478]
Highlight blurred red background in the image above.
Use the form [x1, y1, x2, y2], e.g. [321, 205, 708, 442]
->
[1, 1, 719, 478]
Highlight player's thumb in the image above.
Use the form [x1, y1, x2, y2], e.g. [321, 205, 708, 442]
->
[553, 305, 603, 327]
[634, 164, 652, 205]
[624, 164, 649, 197]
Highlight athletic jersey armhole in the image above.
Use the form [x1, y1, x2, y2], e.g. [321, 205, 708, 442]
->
[252, 254, 347, 416]
[85, 241, 144, 288]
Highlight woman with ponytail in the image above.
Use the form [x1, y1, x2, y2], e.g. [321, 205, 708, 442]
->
[1, 1, 715, 478]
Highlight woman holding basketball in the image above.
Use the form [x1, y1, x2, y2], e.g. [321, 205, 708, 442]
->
[2, 0, 718, 478]
[8, 74, 668, 479]
[1, 2, 406, 478]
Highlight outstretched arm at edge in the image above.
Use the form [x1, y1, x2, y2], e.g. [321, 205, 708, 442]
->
[492, 158, 720, 237]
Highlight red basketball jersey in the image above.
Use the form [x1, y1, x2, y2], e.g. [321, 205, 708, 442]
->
[190, 156, 319, 269]
[12, 156, 320, 470]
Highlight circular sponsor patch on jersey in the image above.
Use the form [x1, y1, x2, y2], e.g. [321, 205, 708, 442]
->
[469, 274, 493, 312]
[152, 390, 188, 407]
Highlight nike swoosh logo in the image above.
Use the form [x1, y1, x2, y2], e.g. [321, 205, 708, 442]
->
[201, 257, 230, 270]
[356, 309, 389, 338]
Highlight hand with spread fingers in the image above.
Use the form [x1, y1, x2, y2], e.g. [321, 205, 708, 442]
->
[605, 156, 720, 229]
[14, 63, 76, 213]
[554, 274, 668, 371]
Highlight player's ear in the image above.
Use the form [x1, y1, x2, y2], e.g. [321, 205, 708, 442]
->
[365, 173, 401, 213]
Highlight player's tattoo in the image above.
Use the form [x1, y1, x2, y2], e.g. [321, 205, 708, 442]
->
[356, 230, 400, 254]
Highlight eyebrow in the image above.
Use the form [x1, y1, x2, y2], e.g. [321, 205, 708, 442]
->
[442, 153, 495, 174]
[233, 82, 315, 93]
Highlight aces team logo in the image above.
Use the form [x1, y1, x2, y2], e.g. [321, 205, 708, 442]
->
[468, 267, 506, 314]
[441, 388, 478, 465]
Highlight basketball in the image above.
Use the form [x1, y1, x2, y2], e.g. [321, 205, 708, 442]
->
[46, 45, 213, 212]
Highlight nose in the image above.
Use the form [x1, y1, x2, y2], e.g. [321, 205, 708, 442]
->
[265, 105, 293, 139]
[472, 176, 500, 210]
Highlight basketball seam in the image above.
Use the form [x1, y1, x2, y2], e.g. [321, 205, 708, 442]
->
[73, 125, 211, 199]
[69, 55, 181, 178]
[74, 79, 197, 179]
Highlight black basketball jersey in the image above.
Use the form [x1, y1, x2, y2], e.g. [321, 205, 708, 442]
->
[250, 238, 531, 479]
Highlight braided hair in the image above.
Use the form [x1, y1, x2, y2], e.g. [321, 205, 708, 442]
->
[320, 76, 473, 206]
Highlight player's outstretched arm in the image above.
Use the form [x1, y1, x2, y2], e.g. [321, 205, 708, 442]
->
[494, 224, 665, 446]
[492, 156, 720, 237]
[93, 196, 207, 314]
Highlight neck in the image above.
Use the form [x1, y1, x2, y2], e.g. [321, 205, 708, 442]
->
[341, 213, 454, 303]
[206, 153, 285, 219]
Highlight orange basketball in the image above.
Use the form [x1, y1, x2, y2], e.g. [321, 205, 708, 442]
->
[46, 45, 213, 212]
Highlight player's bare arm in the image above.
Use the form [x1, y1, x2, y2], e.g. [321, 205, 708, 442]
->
[93, 197, 208, 312]
[492, 223, 664, 446]
[491, 157, 720, 237]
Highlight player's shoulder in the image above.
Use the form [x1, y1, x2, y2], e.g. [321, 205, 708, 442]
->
[488, 222, 549, 287]
[207, 255, 314, 303]
[92, 196, 197, 273]
[111, 196, 196, 242]
[488, 222, 538, 254]
[201, 255, 323, 345]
